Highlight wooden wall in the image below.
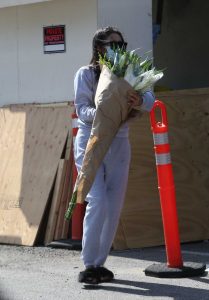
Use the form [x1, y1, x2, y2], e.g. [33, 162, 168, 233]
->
[114, 88, 209, 249]
[1, 87, 209, 249]
[0, 103, 74, 246]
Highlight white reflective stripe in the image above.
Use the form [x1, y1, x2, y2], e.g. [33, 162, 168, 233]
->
[155, 153, 171, 165]
[153, 133, 169, 145]
[72, 118, 78, 129]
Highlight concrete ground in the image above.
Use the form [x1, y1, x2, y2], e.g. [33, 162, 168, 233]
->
[0, 241, 209, 300]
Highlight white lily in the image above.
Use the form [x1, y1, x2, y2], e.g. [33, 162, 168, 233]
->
[134, 70, 164, 92]
[124, 64, 138, 86]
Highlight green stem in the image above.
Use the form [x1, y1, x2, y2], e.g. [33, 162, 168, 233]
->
[65, 190, 77, 221]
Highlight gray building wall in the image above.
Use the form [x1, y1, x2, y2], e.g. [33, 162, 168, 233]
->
[153, 0, 209, 90]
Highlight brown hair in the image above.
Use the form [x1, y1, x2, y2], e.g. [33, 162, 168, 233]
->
[90, 26, 125, 79]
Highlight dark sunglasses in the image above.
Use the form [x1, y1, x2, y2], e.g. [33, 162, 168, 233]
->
[105, 41, 128, 50]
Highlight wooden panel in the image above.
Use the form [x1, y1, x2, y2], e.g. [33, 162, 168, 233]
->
[54, 157, 73, 240]
[0, 104, 74, 246]
[61, 155, 73, 239]
[65, 132, 73, 160]
[44, 160, 66, 245]
[112, 219, 128, 250]
[114, 88, 209, 249]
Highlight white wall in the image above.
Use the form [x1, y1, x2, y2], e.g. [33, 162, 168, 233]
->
[0, 0, 52, 9]
[97, 0, 153, 57]
[0, 0, 97, 105]
[0, 0, 153, 106]
[0, 8, 19, 104]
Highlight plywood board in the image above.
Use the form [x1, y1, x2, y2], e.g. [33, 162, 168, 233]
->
[0, 104, 74, 246]
[44, 159, 66, 245]
[114, 88, 209, 249]
[54, 157, 73, 240]
[61, 158, 73, 239]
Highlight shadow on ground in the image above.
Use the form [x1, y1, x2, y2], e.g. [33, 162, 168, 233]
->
[83, 274, 209, 299]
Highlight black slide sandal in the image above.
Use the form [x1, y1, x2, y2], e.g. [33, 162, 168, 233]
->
[78, 268, 100, 284]
[95, 267, 114, 282]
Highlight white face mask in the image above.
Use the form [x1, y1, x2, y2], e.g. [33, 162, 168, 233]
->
[105, 46, 115, 62]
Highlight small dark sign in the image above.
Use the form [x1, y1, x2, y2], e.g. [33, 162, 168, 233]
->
[43, 25, 65, 54]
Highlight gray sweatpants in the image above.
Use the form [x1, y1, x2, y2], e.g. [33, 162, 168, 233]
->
[74, 128, 131, 267]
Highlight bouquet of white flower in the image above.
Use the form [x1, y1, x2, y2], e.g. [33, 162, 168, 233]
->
[99, 48, 163, 95]
[65, 48, 163, 221]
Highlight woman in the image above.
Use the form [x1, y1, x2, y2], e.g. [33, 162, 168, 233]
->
[74, 26, 155, 284]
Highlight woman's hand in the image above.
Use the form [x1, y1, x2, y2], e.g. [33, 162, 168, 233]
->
[127, 90, 143, 108]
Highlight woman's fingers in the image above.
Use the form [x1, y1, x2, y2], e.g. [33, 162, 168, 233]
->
[127, 90, 142, 107]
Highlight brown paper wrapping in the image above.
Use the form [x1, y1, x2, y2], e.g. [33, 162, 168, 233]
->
[76, 65, 135, 203]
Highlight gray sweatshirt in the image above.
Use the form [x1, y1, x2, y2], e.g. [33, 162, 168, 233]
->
[74, 65, 155, 137]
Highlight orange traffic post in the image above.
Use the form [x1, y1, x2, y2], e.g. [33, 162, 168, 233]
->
[150, 100, 183, 268]
[145, 100, 206, 278]
[71, 112, 86, 241]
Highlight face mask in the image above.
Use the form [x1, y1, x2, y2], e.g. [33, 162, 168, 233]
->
[105, 46, 115, 62]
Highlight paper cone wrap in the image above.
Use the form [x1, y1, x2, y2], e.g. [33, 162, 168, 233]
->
[75, 65, 135, 203]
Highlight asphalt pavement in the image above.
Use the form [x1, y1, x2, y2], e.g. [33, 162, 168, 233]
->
[0, 241, 209, 300]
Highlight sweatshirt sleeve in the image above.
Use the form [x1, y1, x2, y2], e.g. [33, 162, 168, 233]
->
[74, 67, 96, 124]
[140, 90, 156, 112]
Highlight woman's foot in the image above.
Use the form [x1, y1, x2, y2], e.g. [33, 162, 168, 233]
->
[95, 266, 114, 282]
[78, 267, 100, 284]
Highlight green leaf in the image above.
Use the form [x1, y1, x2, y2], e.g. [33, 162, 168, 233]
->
[65, 190, 78, 221]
